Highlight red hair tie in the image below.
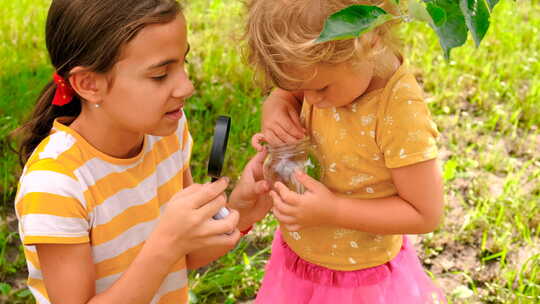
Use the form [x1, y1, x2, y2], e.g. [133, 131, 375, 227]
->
[52, 72, 75, 106]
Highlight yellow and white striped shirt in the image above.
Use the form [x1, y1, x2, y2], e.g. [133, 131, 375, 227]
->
[15, 114, 192, 304]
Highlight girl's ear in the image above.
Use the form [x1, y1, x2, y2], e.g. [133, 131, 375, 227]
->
[68, 67, 107, 106]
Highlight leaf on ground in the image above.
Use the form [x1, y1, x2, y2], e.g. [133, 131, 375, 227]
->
[242, 252, 251, 267]
[316, 5, 394, 43]
[443, 158, 458, 181]
[452, 285, 474, 298]
[16, 289, 32, 298]
[0, 283, 11, 295]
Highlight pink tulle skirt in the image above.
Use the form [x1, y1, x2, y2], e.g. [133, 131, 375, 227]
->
[255, 230, 446, 304]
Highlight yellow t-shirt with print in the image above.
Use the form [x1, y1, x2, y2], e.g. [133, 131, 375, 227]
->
[281, 64, 439, 271]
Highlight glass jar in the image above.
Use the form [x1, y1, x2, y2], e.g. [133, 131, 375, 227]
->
[263, 137, 321, 194]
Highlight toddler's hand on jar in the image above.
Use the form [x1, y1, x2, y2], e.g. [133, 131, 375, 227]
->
[229, 150, 273, 230]
[261, 90, 306, 146]
[251, 133, 266, 152]
[270, 171, 334, 231]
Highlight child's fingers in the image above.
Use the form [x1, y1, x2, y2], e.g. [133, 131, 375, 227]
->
[227, 208, 240, 226]
[287, 107, 306, 138]
[251, 133, 266, 151]
[246, 149, 268, 174]
[253, 180, 270, 195]
[198, 192, 227, 219]
[294, 171, 321, 193]
[270, 191, 295, 216]
[274, 213, 297, 226]
[190, 177, 229, 209]
[213, 208, 240, 235]
[276, 110, 304, 139]
[240, 151, 265, 185]
[271, 205, 296, 225]
[271, 123, 301, 144]
[173, 183, 204, 199]
[257, 195, 274, 214]
[263, 130, 286, 146]
[274, 182, 300, 205]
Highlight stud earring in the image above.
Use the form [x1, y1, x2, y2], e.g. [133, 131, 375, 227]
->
[95, 104, 100, 108]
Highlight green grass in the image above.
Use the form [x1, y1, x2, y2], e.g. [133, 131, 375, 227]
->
[1, 0, 539, 303]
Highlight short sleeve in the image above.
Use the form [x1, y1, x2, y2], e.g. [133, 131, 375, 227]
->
[376, 73, 439, 168]
[15, 158, 89, 245]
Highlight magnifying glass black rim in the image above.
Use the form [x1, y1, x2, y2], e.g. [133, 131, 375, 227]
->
[208, 115, 231, 179]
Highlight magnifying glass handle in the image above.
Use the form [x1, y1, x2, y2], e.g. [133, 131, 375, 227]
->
[213, 207, 233, 235]
[213, 207, 230, 220]
[210, 177, 230, 220]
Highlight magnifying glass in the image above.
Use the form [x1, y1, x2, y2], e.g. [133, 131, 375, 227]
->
[208, 115, 231, 220]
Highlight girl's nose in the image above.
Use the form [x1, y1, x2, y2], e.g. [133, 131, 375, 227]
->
[172, 72, 195, 99]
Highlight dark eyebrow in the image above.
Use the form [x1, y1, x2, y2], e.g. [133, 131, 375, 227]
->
[147, 43, 191, 70]
[148, 59, 178, 69]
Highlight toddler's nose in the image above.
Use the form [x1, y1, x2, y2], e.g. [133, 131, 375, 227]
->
[304, 90, 323, 105]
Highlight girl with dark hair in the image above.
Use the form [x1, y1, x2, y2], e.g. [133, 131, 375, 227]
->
[14, 1, 271, 303]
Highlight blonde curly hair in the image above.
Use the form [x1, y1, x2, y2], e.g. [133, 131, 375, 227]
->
[246, 0, 402, 89]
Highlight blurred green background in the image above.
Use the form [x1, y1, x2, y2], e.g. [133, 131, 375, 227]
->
[0, 0, 538, 303]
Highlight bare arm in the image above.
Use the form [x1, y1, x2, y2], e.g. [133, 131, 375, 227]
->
[332, 160, 444, 234]
[272, 159, 444, 234]
[37, 231, 185, 304]
[37, 175, 239, 304]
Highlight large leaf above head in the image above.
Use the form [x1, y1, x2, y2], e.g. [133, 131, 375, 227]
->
[316, 0, 502, 60]
[315, 5, 394, 43]
[426, 0, 469, 60]
[486, 0, 500, 10]
[460, 0, 491, 46]
[426, 2, 447, 26]
[408, 0, 433, 23]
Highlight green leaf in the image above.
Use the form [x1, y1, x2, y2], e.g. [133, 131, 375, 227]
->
[452, 285, 474, 298]
[224, 295, 236, 304]
[407, 0, 432, 23]
[0, 283, 12, 295]
[425, 0, 468, 60]
[242, 252, 250, 266]
[16, 289, 32, 298]
[426, 2, 447, 26]
[486, 0, 500, 10]
[443, 158, 458, 181]
[460, 0, 490, 46]
[188, 291, 199, 303]
[316, 5, 394, 43]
